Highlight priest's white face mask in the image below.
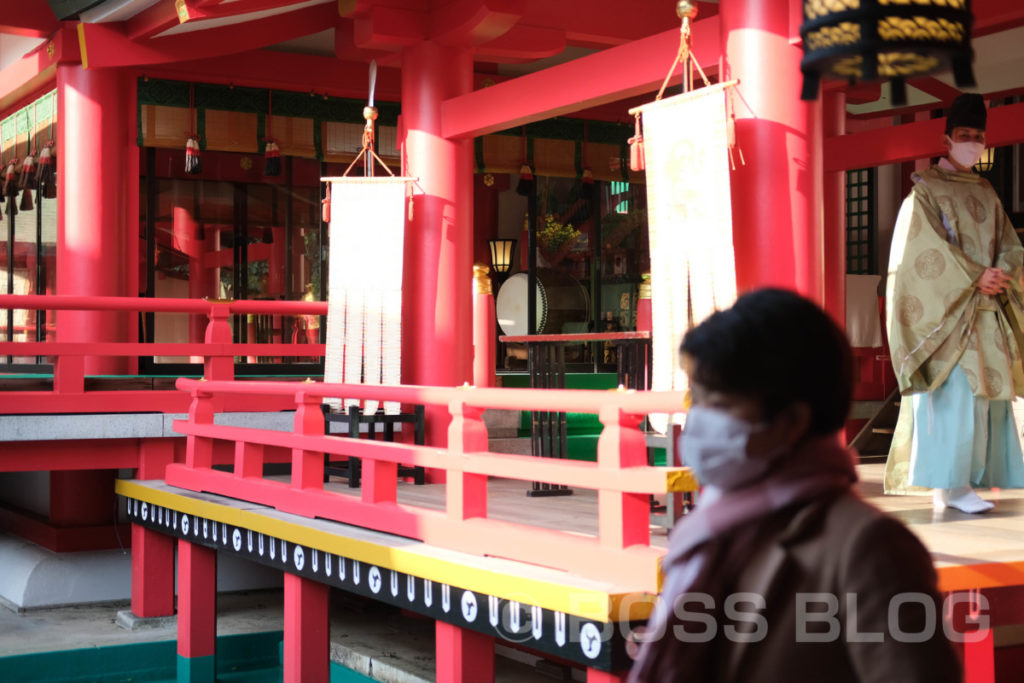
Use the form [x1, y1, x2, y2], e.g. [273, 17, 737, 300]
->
[945, 126, 986, 170]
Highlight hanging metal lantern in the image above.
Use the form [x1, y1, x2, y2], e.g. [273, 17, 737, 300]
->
[800, 0, 976, 106]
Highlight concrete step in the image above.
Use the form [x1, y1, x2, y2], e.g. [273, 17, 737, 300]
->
[482, 409, 520, 439]
[488, 437, 532, 456]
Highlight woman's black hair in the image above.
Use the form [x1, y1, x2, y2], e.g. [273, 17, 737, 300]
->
[679, 288, 853, 435]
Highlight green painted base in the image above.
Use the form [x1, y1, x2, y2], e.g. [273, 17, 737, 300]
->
[178, 654, 216, 683]
[0, 630, 378, 682]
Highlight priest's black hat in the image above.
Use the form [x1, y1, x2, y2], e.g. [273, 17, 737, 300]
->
[945, 93, 987, 135]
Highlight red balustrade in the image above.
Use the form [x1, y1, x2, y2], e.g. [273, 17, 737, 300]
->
[168, 378, 694, 592]
[0, 294, 327, 414]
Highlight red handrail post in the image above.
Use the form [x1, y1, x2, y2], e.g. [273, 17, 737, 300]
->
[235, 441, 264, 479]
[204, 303, 234, 381]
[185, 387, 216, 470]
[291, 391, 325, 491]
[596, 403, 650, 549]
[131, 439, 176, 618]
[446, 395, 488, 520]
[53, 355, 84, 394]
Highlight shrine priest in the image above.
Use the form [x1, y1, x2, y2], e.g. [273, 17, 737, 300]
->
[884, 93, 1024, 513]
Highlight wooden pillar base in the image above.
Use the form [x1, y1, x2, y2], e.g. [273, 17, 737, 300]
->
[177, 539, 216, 682]
[131, 523, 175, 617]
[283, 573, 329, 683]
[436, 620, 494, 682]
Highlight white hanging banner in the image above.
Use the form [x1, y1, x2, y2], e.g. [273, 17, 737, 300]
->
[323, 176, 413, 414]
[638, 83, 738, 431]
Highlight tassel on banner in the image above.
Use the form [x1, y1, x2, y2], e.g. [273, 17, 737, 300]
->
[185, 135, 202, 175]
[20, 150, 35, 190]
[321, 183, 331, 224]
[4, 158, 19, 216]
[581, 168, 595, 200]
[36, 140, 56, 197]
[628, 113, 645, 172]
[515, 163, 534, 196]
[263, 139, 281, 177]
[19, 150, 35, 211]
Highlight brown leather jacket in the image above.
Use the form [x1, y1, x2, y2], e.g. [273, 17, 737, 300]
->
[630, 493, 962, 683]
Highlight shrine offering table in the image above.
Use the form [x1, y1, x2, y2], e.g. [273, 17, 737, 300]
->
[498, 332, 652, 497]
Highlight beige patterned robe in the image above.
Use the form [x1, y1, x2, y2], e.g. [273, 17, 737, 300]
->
[884, 166, 1024, 493]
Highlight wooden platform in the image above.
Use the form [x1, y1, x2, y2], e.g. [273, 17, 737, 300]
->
[125, 463, 1024, 592]
[116, 462, 1024, 673]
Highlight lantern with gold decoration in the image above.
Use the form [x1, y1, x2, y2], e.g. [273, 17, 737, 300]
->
[800, 0, 976, 106]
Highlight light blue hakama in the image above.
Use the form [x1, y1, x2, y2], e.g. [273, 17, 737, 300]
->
[909, 365, 1024, 489]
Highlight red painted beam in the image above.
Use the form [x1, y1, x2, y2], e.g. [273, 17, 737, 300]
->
[81, 2, 336, 68]
[0, 26, 79, 113]
[174, 0, 328, 25]
[907, 76, 964, 104]
[474, 23, 565, 63]
[440, 15, 721, 138]
[147, 49, 402, 101]
[974, 0, 1024, 37]
[824, 99, 1024, 172]
[524, 0, 684, 47]
[0, 2, 59, 38]
[0, 440, 141, 472]
[429, 0, 524, 46]
[353, 5, 427, 50]
[124, 0, 181, 40]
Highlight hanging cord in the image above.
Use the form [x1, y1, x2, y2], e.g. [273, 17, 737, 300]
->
[655, 1, 710, 101]
[263, 90, 281, 176]
[184, 83, 202, 174]
[340, 108, 394, 178]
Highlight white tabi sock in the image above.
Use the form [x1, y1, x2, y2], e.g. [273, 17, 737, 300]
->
[933, 486, 994, 514]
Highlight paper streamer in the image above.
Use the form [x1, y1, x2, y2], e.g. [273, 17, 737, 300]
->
[323, 177, 412, 415]
[638, 84, 738, 432]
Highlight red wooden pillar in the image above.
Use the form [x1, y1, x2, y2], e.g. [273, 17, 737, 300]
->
[177, 539, 217, 682]
[401, 40, 474, 448]
[131, 439, 176, 618]
[722, 0, 823, 301]
[963, 628, 995, 683]
[283, 573, 329, 683]
[436, 620, 494, 682]
[56, 64, 136, 374]
[823, 90, 847, 327]
[472, 265, 495, 388]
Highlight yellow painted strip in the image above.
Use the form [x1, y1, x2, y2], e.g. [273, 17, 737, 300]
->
[665, 468, 698, 492]
[116, 480, 652, 621]
[76, 23, 88, 70]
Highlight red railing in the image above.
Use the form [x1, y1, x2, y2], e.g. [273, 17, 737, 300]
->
[0, 294, 327, 414]
[170, 377, 693, 592]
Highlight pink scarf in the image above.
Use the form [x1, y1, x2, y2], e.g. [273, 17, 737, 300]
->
[629, 435, 858, 682]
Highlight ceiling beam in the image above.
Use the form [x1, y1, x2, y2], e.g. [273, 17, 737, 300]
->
[145, 49, 403, 101]
[824, 99, 1024, 172]
[124, 1, 181, 40]
[440, 14, 720, 139]
[428, 0, 524, 46]
[0, 2, 61, 38]
[172, 0, 323, 25]
[974, 0, 1024, 37]
[80, 2, 335, 68]
[0, 26, 81, 113]
[472, 23, 564, 63]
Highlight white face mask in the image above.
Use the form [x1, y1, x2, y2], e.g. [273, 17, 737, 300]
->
[679, 405, 779, 491]
[946, 136, 984, 170]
